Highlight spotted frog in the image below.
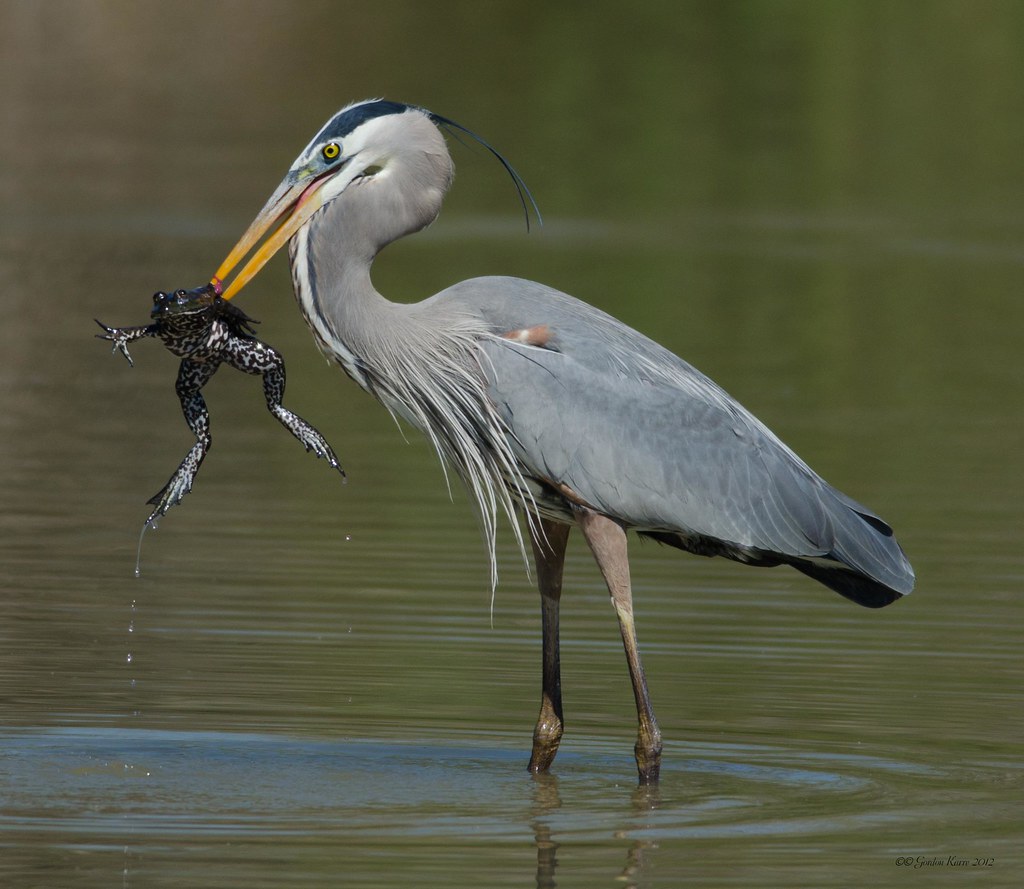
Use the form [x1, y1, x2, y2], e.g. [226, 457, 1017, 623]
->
[97, 283, 345, 527]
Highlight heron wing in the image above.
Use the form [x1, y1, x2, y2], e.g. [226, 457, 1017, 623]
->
[433, 277, 912, 597]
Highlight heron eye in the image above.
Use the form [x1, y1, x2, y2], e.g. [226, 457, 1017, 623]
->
[322, 142, 341, 162]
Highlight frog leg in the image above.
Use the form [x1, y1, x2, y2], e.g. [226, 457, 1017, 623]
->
[94, 321, 159, 367]
[145, 358, 218, 524]
[222, 337, 346, 478]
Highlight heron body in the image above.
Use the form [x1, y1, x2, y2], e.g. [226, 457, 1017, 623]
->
[213, 100, 914, 783]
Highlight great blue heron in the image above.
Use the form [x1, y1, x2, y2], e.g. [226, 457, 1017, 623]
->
[210, 99, 914, 784]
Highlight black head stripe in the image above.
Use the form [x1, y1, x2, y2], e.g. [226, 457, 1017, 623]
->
[322, 100, 412, 140]
[314, 99, 542, 231]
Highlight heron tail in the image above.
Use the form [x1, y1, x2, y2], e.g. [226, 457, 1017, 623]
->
[787, 489, 915, 608]
[641, 487, 914, 608]
[789, 558, 908, 608]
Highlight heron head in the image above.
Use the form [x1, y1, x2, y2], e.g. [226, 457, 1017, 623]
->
[212, 100, 441, 299]
[211, 99, 539, 301]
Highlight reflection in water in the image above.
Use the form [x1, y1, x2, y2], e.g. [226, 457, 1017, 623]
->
[530, 774, 561, 889]
[613, 786, 663, 889]
[529, 775, 663, 889]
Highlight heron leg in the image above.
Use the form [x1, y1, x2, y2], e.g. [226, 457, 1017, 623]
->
[527, 518, 571, 774]
[577, 511, 662, 784]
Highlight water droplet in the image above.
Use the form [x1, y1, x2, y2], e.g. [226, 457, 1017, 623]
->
[135, 521, 159, 576]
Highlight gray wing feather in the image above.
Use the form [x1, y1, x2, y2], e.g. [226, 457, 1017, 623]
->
[436, 277, 913, 597]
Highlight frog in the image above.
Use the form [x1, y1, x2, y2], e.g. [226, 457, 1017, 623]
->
[96, 282, 345, 528]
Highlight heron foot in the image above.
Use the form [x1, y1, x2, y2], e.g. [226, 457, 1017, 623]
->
[634, 734, 663, 785]
[528, 712, 563, 773]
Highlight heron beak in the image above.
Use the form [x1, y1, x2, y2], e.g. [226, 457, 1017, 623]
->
[212, 172, 331, 301]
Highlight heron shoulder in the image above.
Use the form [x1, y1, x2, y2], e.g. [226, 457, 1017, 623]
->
[431, 277, 705, 372]
[438, 278, 821, 425]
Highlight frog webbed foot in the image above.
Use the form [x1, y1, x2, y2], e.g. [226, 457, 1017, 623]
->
[144, 440, 208, 526]
[270, 405, 347, 479]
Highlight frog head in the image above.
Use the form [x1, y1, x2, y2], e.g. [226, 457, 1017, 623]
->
[150, 283, 218, 320]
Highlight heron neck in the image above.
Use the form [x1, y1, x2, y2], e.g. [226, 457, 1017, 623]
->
[288, 211, 384, 369]
[289, 152, 451, 365]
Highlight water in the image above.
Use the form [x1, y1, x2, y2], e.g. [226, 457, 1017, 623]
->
[2, 2, 1023, 886]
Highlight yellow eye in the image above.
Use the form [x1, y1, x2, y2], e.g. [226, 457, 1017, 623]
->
[322, 142, 341, 162]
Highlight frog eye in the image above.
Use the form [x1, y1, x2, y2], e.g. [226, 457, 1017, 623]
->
[322, 142, 341, 163]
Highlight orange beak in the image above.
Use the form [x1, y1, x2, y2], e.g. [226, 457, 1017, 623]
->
[211, 170, 334, 301]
